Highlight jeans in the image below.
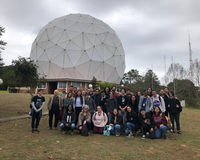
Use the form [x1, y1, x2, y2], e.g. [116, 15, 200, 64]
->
[170, 113, 180, 130]
[31, 111, 41, 128]
[60, 123, 75, 131]
[118, 110, 127, 130]
[108, 113, 112, 124]
[78, 121, 91, 132]
[111, 124, 121, 136]
[49, 110, 60, 128]
[125, 122, 135, 135]
[155, 125, 168, 138]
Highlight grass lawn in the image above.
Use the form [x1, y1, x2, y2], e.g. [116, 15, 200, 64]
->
[0, 93, 200, 159]
[0, 90, 8, 93]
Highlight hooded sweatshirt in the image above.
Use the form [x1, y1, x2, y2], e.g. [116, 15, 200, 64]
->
[150, 94, 166, 113]
[92, 111, 108, 127]
[106, 98, 117, 113]
[152, 113, 167, 129]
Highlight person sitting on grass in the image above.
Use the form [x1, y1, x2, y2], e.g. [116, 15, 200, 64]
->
[125, 106, 137, 137]
[92, 106, 108, 134]
[152, 106, 169, 140]
[60, 104, 76, 135]
[78, 105, 91, 135]
[138, 108, 155, 139]
[31, 89, 45, 133]
[63, 92, 73, 115]
[109, 109, 123, 136]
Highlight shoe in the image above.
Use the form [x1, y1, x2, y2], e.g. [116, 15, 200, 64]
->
[142, 135, 146, 139]
[35, 128, 39, 133]
[48, 127, 52, 130]
[171, 130, 175, 133]
[54, 127, 57, 130]
[165, 136, 169, 141]
[133, 133, 137, 137]
[177, 131, 182, 134]
[126, 134, 133, 138]
[71, 131, 74, 135]
[31, 129, 35, 133]
[167, 130, 169, 133]
[146, 132, 149, 135]
[116, 134, 120, 137]
[63, 131, 67, 134]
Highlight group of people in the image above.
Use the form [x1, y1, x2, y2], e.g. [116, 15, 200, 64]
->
[30, 86, 182, 140]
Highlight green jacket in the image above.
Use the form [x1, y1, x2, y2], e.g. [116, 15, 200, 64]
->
[47, 96, 63, 110]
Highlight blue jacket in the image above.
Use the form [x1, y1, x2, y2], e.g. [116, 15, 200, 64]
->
[138, 96, 153, 113]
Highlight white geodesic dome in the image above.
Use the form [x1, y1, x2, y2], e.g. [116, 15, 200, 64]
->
[30, 13, 125, 83]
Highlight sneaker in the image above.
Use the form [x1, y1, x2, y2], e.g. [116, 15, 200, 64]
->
[133, 133, 137, 137]
[35, 128, 39, 133]
[171, 130, 175, 133]
[71, 131, 74, 135]
[177, 131, 182, 134]
[167, 130, 169, 133]
[146, 132, 149, 135]
[126, 134, 133, 138]
[165, 136, 169, 141]
[142, 135, 146, 139]
[63, 131, 67, 134]
[31, 129, 35, 133]
[116, 134, 120, 137]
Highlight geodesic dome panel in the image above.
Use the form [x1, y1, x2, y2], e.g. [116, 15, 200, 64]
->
[30, 13, 125, 83]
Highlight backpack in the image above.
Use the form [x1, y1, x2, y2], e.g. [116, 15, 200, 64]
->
[160, 113, 172, 129]
[29, 103, 32, 109]
[81, 125, 88, 136]
[103, 125, 111, 136]
[94, 112, 106, 120]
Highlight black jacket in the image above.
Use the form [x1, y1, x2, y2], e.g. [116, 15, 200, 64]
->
[138, 113, 155, 129]
[117, 95, 128, 110]
[110, 114, 123, 126]
[128, 100, 138, 113]
[62, 112, 76, 126]
[99, 97, 107, 113]
[168, 98, 182, 114]
[126, 112, 137, 124]
[106, 98, 117, 113]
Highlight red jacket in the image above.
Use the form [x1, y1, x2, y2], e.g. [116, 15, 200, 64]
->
[152, 113, 167, 129]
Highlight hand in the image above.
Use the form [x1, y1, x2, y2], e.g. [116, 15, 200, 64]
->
[109, 124, 113, 126]
[79, 126, 82, 130]
[101, 98, 103, 101]
[66, 124, 69, 127]
[94, 111, 96, 113]
[108, 112, 110, 116]
[160, 124, 163, 127]
[144, 119, 147, 123]
[168, 105, 170, 108]
[83, 120, 86, 125]
[176, 105, 179, 108]
[104, 103, 106, 105]
[150, 128, 154, 132]
[175, 97, 178, 99]
[122, 108, 125, 113]
[155, 126, 158, 130]
[35, 109, 39, 113]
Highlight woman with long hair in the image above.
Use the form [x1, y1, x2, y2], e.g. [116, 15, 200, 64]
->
[63, 92, 73, 114]
[73, 90, 85, 125]
[109, 109, 123, 136]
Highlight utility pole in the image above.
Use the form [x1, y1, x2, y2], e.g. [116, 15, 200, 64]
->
[172, 57, 176, 96]
[164, 55, 166, 74]
[189, 34, 193, 81]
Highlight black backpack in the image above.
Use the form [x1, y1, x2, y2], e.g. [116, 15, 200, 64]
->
[82, 125, 88, 136]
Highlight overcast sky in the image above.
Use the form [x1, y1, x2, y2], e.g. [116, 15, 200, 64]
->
[1, 0, 200, 83]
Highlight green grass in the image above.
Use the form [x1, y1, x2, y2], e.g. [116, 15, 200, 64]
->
[0, 93, 200, 159]
[0, 90, 8, 93]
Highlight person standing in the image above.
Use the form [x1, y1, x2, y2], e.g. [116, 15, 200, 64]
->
[104, 87, 110, 100]
[164, 87, 170, 117]
[118, 88, 128, 130]
[63, 92, 73, 114]
[99, 91, 107, 113]
[150, 90, 166, 114]
[136, 91, 141, 105]
[138, 89, 153, 114]
[73, 90, 85, 125]
[47, 90, 63, 130]
[168, 91, 182, 134]
[106, 91, 118, 123]
[129, 95, 138, 115]
[62, 88, 66, 99]
[31, 89, 45, 133]
[147, 87, 153, 97]
[112, 86, 117, 98]
[91, 89, 100, 106]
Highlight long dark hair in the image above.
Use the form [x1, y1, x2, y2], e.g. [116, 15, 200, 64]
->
[154, 106, 162, 114]
[111, 109, 119, 122]
[127, 106, 135, 116]
[75, 90, 83, 105]
[66, 104, 74, 113]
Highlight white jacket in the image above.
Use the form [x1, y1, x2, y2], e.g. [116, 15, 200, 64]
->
[150, 94, 166, 113]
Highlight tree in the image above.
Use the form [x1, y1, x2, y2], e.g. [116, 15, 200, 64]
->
[121, 69, 142, 85]
[97, 81, 115, 92]
[189, 58, 200, 87]
[12, 56, 46, 96]
[90, 76, 97, 89]
[0, 25, 7, 75]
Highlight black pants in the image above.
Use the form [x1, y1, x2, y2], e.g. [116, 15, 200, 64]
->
[49, 110, 60, 128]
[31, 111, 40, 128]
[164, 107, 169, 117]
[142, 124, 155, 139]
[75, 107, 82, 125]
[170, 113, 180, 130]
